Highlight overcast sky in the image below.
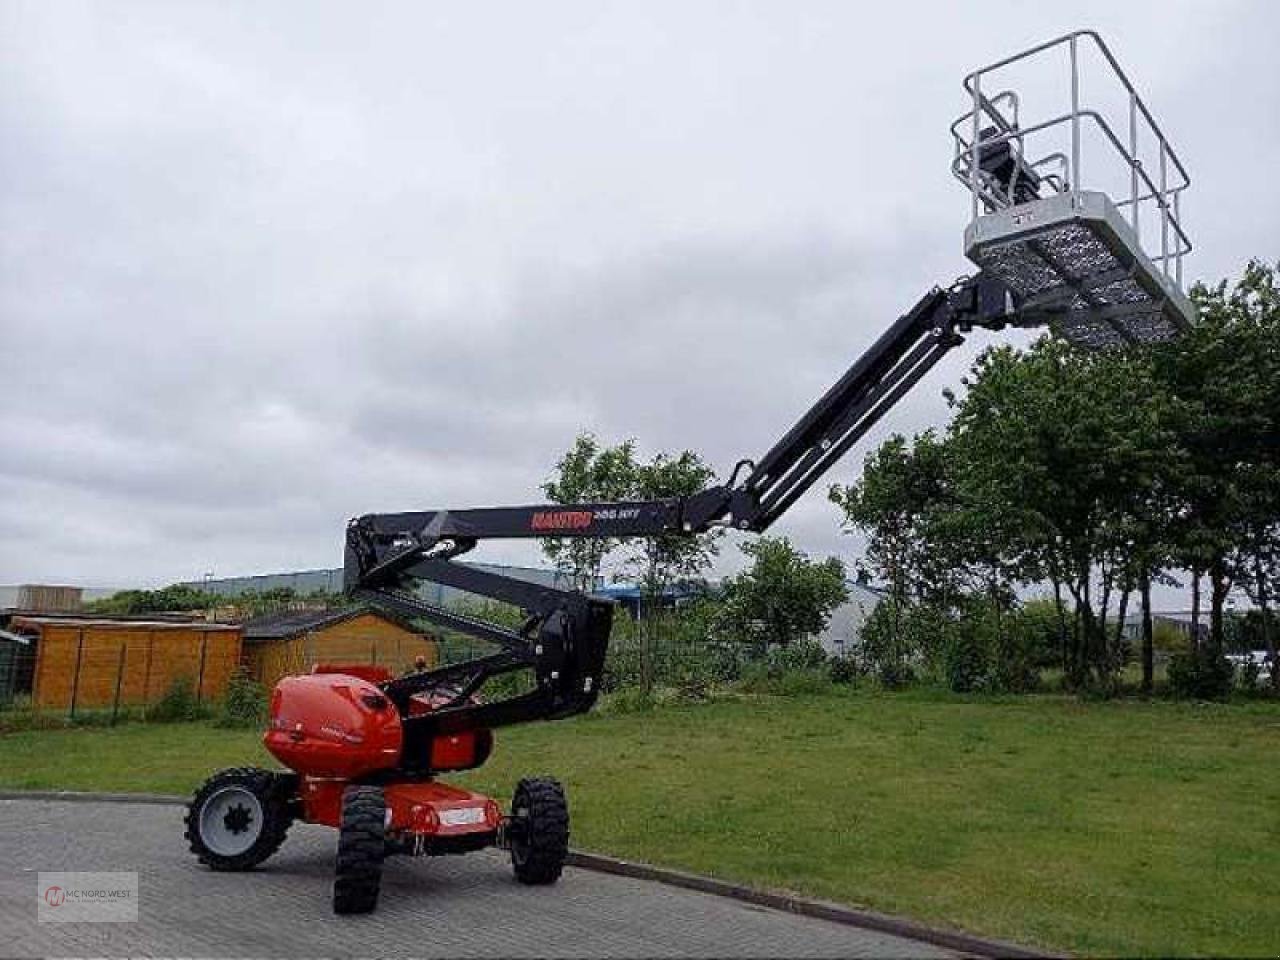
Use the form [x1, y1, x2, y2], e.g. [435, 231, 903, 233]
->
[2, 0, 1277, 591]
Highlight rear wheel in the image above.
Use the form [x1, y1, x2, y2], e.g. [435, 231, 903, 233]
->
[185, 767, 294, 871]
[333, 785, 386, 914]
[510, 777, 569, 885]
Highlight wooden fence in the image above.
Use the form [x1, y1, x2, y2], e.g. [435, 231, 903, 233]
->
[8, 618, 243, 714]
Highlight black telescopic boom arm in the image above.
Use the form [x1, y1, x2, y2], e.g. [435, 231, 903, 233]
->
[700, 270, 1015, 531]
[345, 272, 1014, 738]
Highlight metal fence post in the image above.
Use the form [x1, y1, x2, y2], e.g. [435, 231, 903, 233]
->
[111, 644, 127, 725]
[196, 634, 208, 703]
[69, 629, 85, 720]
[143, 632, 155, 704]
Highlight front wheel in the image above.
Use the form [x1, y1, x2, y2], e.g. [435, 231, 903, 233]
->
[185, 767, 294, 871]
[509, 777, 569, 885]
[333, 785, 386, 914]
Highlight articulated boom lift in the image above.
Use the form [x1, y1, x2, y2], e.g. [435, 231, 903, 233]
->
[342, 271, 1021, 740]
[186, 31, 1194, 915]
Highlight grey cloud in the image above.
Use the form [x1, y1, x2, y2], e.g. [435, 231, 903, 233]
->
[2, 0, 1277, 589]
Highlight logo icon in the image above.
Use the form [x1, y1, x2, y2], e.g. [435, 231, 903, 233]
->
[44, 885, 65, 907]
[530, 510, 593, 531]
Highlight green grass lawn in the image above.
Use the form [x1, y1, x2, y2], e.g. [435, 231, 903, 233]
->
[3, 690, 1278, 956]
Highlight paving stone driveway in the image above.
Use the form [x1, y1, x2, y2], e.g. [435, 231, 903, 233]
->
[0, 798, 953, 958]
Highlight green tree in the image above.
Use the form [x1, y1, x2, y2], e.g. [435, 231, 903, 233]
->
[830, 431, 956, 644]
[1155, 259, 1280, 656]
[717, 537, 848, 652]
[625, 449, 720, 692]
[541, 433, 638, 591]
[1211, 262, 1280, 689]
[946, 340, 1176, 689]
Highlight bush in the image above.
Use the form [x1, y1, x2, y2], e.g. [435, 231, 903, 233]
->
[1009, 597, 1065, 670]
[602, 607, 747, 693]
[672, 671, 713, 702]
[992, 610, 1041, 693]
[857, 596, 1047, 694]
[1153, 620, 1190, 654]
[1167, 647, 1234, 701]
[858, 601, 920, 687]
[703, 641, 749, 685]
[735, 649, 832, 697]
[216, 668, 268, 728]
[667, 640, 747, 692]
[768, 639, 828, 672]
[875, 662, 916, 688]
[601, 685, 657, 714]
[942, 626, 988, 693]
[72, 706, 143, 728]
[0, 699, 145, 733]
[148, 677, 209, 723]
[602, 637, 642, 692]
[770, 668, 832, 696]
[0, 701, 61, 734]
[828, 655, 859, 685]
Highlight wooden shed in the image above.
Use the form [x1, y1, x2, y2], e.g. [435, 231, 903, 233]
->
[241, 606, 439, 690]
[10, 616, 243, 711]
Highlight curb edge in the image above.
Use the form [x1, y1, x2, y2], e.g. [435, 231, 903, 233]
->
[565, 851, 1059, 959]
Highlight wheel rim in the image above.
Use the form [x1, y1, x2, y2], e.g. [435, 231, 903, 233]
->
[199, 785, 264, 857]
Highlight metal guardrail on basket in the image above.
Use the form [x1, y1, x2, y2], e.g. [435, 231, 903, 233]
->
[951, 31, 1195, 349]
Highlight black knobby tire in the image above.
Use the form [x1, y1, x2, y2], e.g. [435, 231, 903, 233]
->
[332, 785, 386, 915]
[510, 776, 569, 885]
[185, 767, 295, 871]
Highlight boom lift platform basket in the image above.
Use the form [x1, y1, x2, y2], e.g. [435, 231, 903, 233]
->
[952, 31, 1194, 349]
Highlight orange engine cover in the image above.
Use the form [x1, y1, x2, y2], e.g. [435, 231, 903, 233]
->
[264, 673, 403, 778]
